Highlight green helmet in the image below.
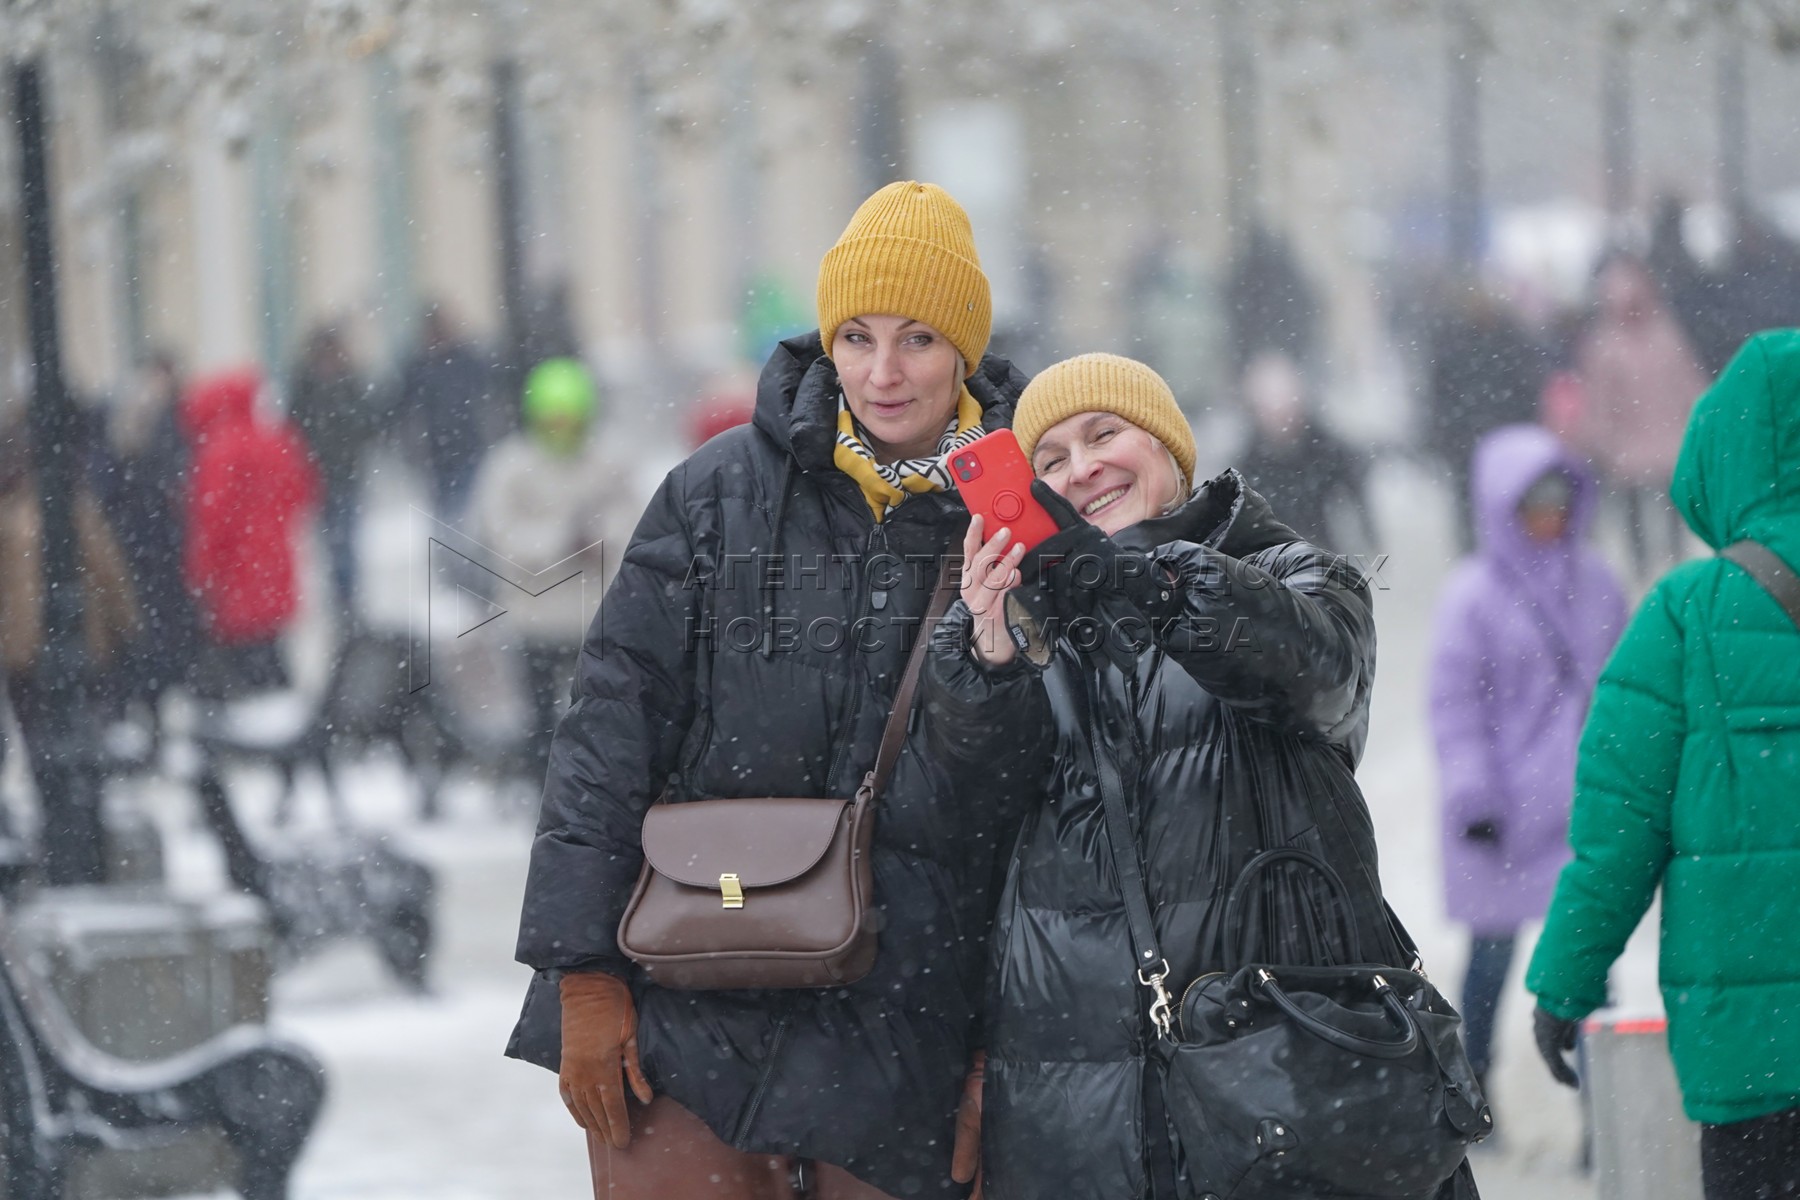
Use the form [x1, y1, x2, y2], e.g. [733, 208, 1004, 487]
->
[522, 357, 598, 427]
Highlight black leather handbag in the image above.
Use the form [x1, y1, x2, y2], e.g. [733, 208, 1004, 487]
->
[1088, 725, 1491, 1199]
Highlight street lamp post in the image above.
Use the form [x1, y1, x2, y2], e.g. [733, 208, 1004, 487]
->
[12, 59, 107, 886]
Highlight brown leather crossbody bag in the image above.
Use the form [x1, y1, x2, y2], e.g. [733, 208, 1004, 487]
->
[617, 565, 959, 990]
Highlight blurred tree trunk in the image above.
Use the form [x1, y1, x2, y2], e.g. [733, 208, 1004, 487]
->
[493, 56, 531, 390]
[855, 39, 906, 196]
[1445, 0, 1485, 271]
[1716, 3, 1748, 214]
[1219, 0, 1260, 250]
[1602, 17, 1636, 227]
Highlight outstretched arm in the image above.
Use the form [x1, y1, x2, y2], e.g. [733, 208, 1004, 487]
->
[1526, 582, 1685, 1019]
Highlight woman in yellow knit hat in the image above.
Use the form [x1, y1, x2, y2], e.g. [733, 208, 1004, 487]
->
[507, 182, 1033, 1199]
[925, 355, 1474, 1198]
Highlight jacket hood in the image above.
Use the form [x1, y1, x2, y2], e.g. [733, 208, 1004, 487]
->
[1470, 424, 1599, 566]
[1119, 467, 1300, 559]
[1671, 329, 1800, 554]
[751, 331, 1024, 472]
[181, 369, 261, 439]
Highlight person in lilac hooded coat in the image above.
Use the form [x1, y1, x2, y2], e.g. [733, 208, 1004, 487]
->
[1428, 423, 1627, 1091]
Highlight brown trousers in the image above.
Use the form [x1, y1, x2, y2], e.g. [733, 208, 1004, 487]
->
[588, 1095, 899, 1200]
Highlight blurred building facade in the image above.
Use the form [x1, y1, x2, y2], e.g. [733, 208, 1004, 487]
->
[3, 3, 1800, 419]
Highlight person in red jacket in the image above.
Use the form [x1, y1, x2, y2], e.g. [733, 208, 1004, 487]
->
[181, 368, 318, 695]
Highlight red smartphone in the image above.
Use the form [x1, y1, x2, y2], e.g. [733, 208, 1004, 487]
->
[950, 430, 1063, 555]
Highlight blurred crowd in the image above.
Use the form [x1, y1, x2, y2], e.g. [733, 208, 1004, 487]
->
[1216, 198, 1800, 586]
[0, 299, 753, 825]
[1, 194, 1794, 846]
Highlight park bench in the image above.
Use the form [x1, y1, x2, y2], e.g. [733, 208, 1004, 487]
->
[177, 630, 439, 991]
[191, 628, 490, 827]
[0, 900, 325, 1200]
[193, 758, 434, 992]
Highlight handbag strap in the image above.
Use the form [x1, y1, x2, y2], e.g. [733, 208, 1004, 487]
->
[857, 558, 961, 804]
[1064, 670, 1176, 1036]
[1219, 847, 1365, 973]
[1723, 541, 1800, 630]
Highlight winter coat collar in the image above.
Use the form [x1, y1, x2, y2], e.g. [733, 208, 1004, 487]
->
[1117, 467, 1301, 559]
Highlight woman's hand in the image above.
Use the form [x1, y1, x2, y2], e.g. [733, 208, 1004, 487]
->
[961, 514, 1026, 668]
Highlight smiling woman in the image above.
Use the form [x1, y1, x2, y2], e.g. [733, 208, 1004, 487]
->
[928, 351, 1469, 1199]
[1015, 353, 1196, 535]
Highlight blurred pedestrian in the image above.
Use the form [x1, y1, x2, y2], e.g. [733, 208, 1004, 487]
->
[506, 181, 1031, 1199]
[1575, 252, 1710, 583]
[94, 351, 197, 727]
[0, 402, 140, 797]
[1721, 208, 1800, 361]
[1224, 223, 1321, 377]
[684, 385, 755, 452]
[400, 304, 495, 520]
[1424, 285, 1546, 552]
[1528, 331, 1800, 1199]
[181, 368, 318, 697]
[288, 325, 381, 616]
[1536, 309, 1589, 451]
[1428, 424, 1625, 1099]
[1235, 347, 1377, 552]
[466, 358, 631, 776]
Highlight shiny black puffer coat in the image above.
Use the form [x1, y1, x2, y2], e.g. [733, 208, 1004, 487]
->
[505, 334, 1035, 1198]
[924, 472, 1411, 1200]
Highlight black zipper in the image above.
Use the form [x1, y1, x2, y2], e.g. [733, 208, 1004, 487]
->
[733, 1013, 792, 1144]
[822, 521, 887, 790]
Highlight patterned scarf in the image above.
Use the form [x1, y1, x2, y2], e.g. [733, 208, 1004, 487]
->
[833, 386, 985, 522]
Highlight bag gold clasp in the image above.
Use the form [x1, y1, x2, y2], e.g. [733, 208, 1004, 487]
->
[720, 873, 744, 909]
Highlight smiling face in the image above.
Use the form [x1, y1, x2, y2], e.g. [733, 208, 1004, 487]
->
[830, 315, 964, 463]
[1030, 411, 1185, 535]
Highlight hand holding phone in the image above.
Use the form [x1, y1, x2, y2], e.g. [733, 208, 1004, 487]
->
[960, 513, 1026, 666]
[950, 430, 1062, 556]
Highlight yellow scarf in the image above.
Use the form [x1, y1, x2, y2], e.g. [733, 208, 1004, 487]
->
[833, 386, 984, 523]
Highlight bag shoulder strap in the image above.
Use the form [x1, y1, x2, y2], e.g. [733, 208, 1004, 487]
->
[1722, 541, 1800, 630]
[860, 558, 962, 803]
[1091, 720, 1165, 976]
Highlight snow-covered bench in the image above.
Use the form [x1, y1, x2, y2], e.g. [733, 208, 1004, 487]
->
[0, 906, 325, 1200]
[193, 760, 434, 992]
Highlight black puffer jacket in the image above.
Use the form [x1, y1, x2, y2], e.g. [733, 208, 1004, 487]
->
[506, 333, 1034, 1197]
[924, 471, 1409, 1200]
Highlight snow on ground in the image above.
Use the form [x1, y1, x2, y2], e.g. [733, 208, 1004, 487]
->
[106, 433, 1673, 1199]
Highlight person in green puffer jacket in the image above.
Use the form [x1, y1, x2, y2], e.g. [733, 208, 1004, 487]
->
[1526, 328, 1800, 1198]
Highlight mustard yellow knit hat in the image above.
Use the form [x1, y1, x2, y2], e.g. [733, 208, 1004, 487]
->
[817, 181, 992, 377]
[1014, 353, 1197, 487]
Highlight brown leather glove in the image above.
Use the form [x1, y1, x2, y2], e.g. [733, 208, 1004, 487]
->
[950, 1050, 986, 1198]
[559, 971, 653, 1147]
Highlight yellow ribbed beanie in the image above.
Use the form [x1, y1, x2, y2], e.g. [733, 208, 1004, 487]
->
[1013, 353, 1197, 487]
[817, 181, 992, 377]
